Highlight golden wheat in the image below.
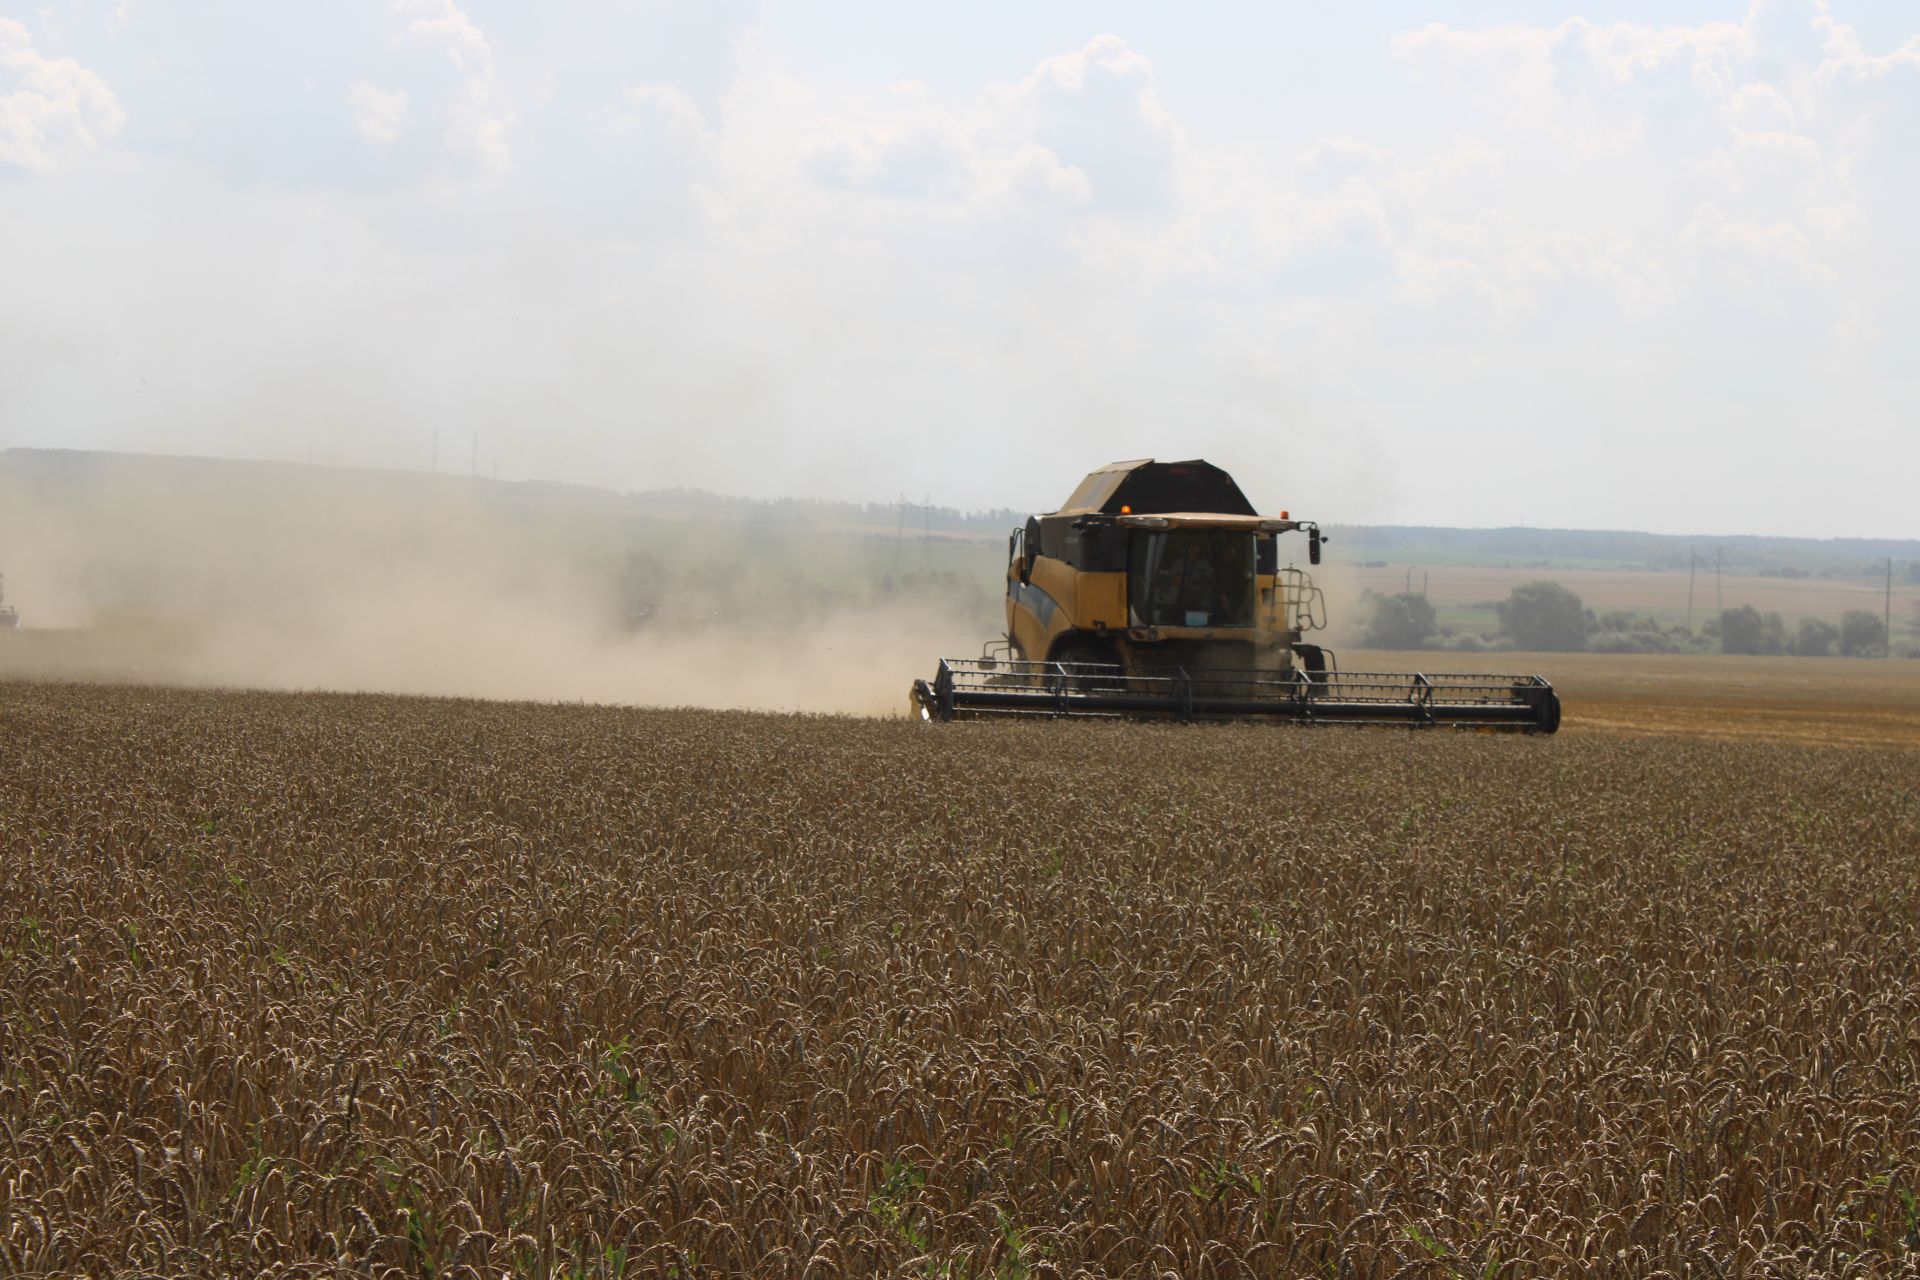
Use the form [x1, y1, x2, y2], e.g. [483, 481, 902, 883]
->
[2, 682, 1917, 1277]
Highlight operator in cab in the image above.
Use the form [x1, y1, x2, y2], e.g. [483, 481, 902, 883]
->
[1171, 539, 1216, 624]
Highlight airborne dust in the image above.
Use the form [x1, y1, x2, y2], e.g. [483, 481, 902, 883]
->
[0, 451, 995, 717]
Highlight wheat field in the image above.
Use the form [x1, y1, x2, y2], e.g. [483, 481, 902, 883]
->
[4, 681, 1918, 1276]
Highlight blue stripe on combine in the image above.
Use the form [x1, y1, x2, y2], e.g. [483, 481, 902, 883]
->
[1012, 581, 1059, 630]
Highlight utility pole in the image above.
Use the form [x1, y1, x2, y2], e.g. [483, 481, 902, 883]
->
[1889, 557, 1896, 658]
[1714, 548, 1724, 612]
[923, 493, 931, 570]
[894, 494, 905, 572]
[1422, 570, 1429, 598]
[1686, 549, 1696, 632]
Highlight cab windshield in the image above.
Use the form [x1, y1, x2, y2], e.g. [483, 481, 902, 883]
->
[1129, 529, 1256, 628]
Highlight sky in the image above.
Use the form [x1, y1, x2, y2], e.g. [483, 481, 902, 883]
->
[3, 1, 1918, 538]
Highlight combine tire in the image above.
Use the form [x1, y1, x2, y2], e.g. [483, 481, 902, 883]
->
[1051, 641, 1123, 693]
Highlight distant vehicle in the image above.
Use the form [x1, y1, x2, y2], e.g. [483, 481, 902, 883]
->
[911, 458, 1560, 731]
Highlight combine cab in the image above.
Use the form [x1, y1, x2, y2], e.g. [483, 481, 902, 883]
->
[0, 574, 16, 632]
[911, 459, 1560, 733]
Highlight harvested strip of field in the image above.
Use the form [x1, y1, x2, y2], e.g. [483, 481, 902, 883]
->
[1549, 655, 1920, 749]
[1348, 650, 1920, 749]
[4, 682, 1919, 1277]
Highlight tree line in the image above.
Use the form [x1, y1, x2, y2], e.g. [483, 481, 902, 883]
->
[1362, 582, 1899, 657]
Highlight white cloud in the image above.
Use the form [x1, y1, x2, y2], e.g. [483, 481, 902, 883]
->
[1293, 138, 1396, 195]
[1377, 4, 1906, 317]
[1686, 203, 1830, 282]
[1003, 34, 1182, 213]
[445, 89, 511, 178]
[621, 85, 711, 148]
[1724, 81, 1798, 133]
[347, 81, 409, 147]
[6, 5, 1920, 536]
[401, 0, 491, 75]
[393, 0, 509, 178]
[774, 34, 1186, 218]
[1393, 14, 1750, 94]
[0, 17, 123, 170]
[1812, 2, 1920, 80]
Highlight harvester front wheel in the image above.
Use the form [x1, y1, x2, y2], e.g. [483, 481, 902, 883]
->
[1050, 640, 1123, 694]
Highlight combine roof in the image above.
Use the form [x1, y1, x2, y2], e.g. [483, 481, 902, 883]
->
[1057, 459, 1258, 517]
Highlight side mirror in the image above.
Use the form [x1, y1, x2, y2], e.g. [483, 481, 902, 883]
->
[1309, 529, 1322, 565]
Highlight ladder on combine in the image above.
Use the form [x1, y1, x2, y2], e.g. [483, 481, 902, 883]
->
[911, 658, 1561, 733]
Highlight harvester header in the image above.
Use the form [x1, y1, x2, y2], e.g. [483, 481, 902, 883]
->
[911, 459, 1560, 733]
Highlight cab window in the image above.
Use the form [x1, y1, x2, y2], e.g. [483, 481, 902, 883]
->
[1128, 529, 1256, 628]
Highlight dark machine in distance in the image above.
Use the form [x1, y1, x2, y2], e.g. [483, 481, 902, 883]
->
[911, 459, 1560, 732]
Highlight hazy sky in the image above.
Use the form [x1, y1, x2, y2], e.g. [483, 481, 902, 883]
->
[4, 2, 1918, 537]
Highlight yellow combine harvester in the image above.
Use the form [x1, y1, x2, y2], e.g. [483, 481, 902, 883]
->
[911, 459, 1560, 732]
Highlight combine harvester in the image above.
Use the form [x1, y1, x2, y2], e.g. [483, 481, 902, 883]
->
[911, 460, 1559, 732]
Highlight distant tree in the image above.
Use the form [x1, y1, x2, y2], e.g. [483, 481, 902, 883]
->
[1361, 591, 1439, 649]
[1761, 611, 1787, 655]
[1720, 605, 1765, 655]
[1792, 616, 1838, 657]
[1839, 609, 1888, 657]
[1496, 581, 1589, 651]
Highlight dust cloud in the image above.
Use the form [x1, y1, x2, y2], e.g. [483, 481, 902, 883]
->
[0, 452, 989, 717]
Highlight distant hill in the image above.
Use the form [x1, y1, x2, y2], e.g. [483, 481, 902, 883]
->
[0, 448, 1014, 631]
[4, 447, 1915, 589]
[0, 447, 1025, 533]
[1333, 524, 1920, 580]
